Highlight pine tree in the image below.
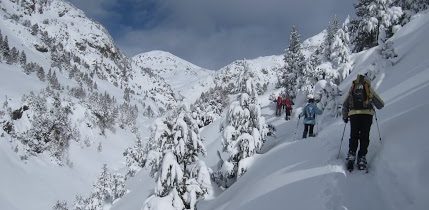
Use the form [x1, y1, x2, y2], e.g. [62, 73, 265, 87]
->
[282, 26, 306, 97]
[49, 71, 61, 90]
[330, 24, 351, 67]
[123, 87, 131, 102]
[143, 106, 210, 210]
[0, 30, 3, 61]
[37, 66, 45, 81]
[89, 92, 118, 134]
[19, 51, 27, 65]
[20, 91, 79, 162]
[323, 15, 340, 61]
[69, 65, 78, 79]
[350, 0, 403, 51]
[214, 78, 268, 187]
[8, 47, 19, 64]
[31, 23, 39, 36]
[72, 165, 126, 209]
[2, 36, 10, 59]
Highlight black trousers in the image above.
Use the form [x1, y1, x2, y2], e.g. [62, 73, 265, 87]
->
[349, 114, 373, 157]
[285, 108, 291, 120]
[303, 124, 314, 138]
[276, 105, 282, 116]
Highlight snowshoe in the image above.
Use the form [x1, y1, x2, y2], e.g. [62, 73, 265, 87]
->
[346, 152, 356, 172]
[346, 160, 354, 172]
[357, 156, 368, 172]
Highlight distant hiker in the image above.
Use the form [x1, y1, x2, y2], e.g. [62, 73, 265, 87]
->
[342, 74, 384, 170]
[276, 95, 283, 116]
[299, 95, 322, 138]
[283, 96, 294, 120]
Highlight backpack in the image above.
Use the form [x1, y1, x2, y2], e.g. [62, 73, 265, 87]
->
[350, 79, 372, 110]
[304, 104, 316, 120]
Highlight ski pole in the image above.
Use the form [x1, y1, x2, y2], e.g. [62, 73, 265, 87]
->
[336, 122, 347, 159]
[374, 111, 382, 144]
[293, 117, 300, 136]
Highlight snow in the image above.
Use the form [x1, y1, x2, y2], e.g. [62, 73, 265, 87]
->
[0, 1, 428, 210]
[198, 10, 429, 210]
[132, 50, 215, 104]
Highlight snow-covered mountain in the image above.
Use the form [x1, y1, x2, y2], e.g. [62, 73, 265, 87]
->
[111, 9, 429, 210]
[132, 50, 215, 104]
[199, 10, 429, 210]
[0, 0, 130, 85]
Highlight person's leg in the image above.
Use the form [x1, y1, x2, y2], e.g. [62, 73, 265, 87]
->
[348, 115, 359, 156]
[357, 115, 373, 158]
[286, 109, 290, 120]
[303, 124, 309, 138]
[309, 124, 315, 137]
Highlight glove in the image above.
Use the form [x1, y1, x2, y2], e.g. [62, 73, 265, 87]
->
[343, 117, 348, 123]
[299, 115, 301, 119]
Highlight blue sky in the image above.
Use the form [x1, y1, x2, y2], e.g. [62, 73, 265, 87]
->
[67, 0, 355, 69]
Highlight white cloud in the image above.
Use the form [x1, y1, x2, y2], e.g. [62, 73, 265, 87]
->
[68, 0, 355, 69]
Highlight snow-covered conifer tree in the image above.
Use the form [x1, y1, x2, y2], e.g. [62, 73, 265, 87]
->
[1, 36, 10, 59]
[72, 164, 126, 210]
[282, 26, 306, 97]
[214, 77, 268, 187]
[330, 20, 352, 82]
[323, 15, 340, 61]
[350, 0, 403, 51]
[143, 105, 210, 210]
[36, 66, 45, 81]
[19, 91, 79, 163]
[49, 71, 61, 90]
[19, 51, 27, 66]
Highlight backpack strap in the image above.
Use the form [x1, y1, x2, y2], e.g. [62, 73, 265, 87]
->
[363, 82, 372, 106]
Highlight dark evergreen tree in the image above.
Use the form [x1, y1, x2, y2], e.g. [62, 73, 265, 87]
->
[37, 66, 45, 81]
[49, 71, 61, 90]
[19, 51, 27, 65]
[8, 47, 19, 64]
[1, 36, 10, 59]
[89, 92, 118, 135]
[31, 23, 39, 36]
[19, 91, 79, 163]
[69, 65, 78, 79]
[123, 87, 131, 102]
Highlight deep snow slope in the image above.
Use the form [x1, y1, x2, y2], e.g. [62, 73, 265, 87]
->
[198, 11, 429, 210]
[0, 0, 140, 209]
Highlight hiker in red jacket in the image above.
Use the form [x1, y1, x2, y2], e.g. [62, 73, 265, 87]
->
[283, 96, 294, 120]
[276, 95, 283, 116]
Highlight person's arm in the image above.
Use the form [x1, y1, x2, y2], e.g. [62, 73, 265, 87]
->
[299, 108, 304, 118]
[316, 105, 323, 115]
[370, 86, 385, 109]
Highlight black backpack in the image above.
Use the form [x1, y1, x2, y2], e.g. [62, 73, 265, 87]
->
[350, 79, 372, 110]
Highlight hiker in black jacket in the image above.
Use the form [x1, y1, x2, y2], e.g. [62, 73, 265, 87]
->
[342, 74, 384, 170]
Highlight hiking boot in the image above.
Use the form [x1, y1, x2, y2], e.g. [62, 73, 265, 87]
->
[346, 152, 356, 161]
[357, 156, 367, 170]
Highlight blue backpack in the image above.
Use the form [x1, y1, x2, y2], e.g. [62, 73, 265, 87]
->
[304, 104, 316, 120]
